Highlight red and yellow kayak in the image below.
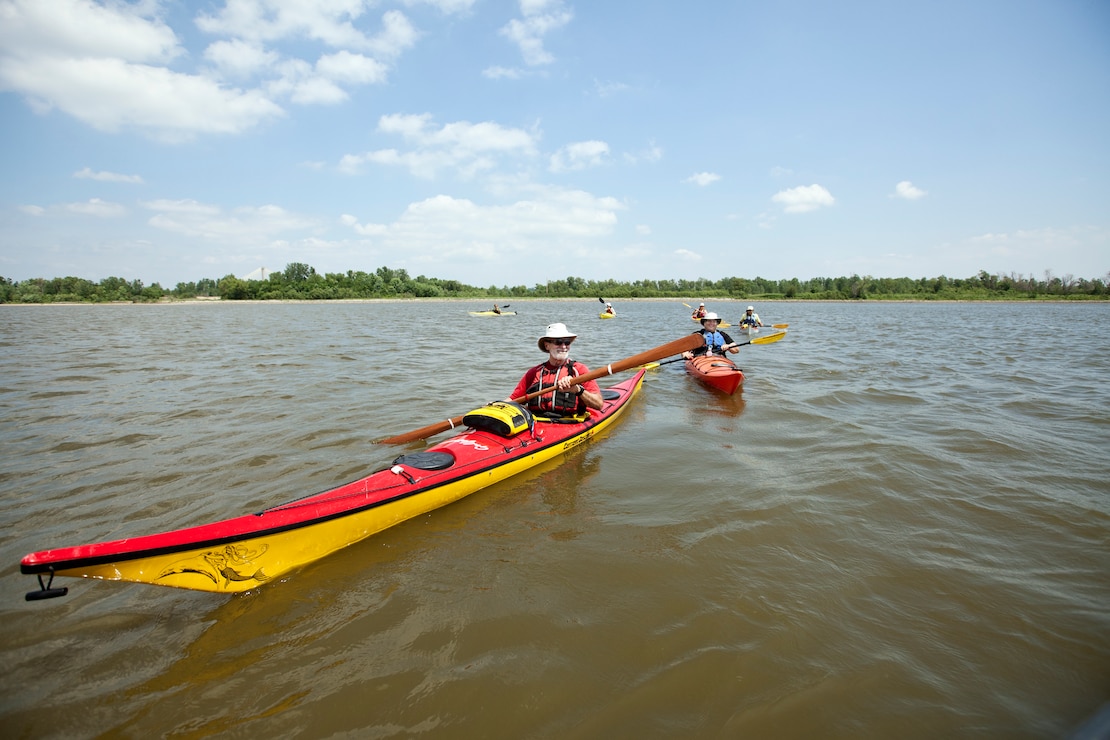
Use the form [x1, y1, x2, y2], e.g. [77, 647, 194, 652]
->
[685, 354, 744, 395]
[21, 372, 648, 598]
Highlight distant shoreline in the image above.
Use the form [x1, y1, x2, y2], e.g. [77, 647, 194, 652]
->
[4, 296, 1102, 307]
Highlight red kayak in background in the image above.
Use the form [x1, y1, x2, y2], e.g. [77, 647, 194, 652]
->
[685, 354, 744, 395]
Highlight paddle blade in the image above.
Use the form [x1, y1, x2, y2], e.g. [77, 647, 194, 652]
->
[751, 330, 787, 345]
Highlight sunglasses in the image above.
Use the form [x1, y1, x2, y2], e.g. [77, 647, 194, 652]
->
[547, 338, 573, 346]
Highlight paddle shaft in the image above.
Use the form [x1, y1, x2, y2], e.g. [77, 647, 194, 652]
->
[645, 331, 786, 368]
[377, 333, 706, 445]
[652, 342, 744, 368]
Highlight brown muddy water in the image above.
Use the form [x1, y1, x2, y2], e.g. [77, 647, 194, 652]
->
[1, 299, 1107, 739]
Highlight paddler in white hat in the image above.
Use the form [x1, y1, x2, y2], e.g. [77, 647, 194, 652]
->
[507, 323, 603, 417]
[682, 313, 740, 360]
[739, 305, 763, 328]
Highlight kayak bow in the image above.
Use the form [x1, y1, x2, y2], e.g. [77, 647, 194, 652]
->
[685, 354, 744, 395]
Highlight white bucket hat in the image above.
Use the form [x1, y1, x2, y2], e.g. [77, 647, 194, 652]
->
[539, 322, 577, 351]
[746, 305, 754, 311]
[700, 312, 721, 323]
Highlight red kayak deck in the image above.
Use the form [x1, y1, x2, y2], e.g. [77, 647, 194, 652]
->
[684, 354, 744, 395]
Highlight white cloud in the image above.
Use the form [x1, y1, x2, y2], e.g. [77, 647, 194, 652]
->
[0, 0, 182, 65]
[636, 224, 651, 235]
[340, 213, 388, 236]
[73, 167, 144, 184]
[624, 141, 663, 165]
[340, 186, 624, 263]
[0, 1, 413, 140]
[197, 2, 377, 50]
[267, 58, 347, 105]
[204, 39, 280, 79]
[316, 50, 388, 84]
[891, 180, 927, 200]
[142, 199, 317, 243]
[550, 140, 610, 173]
[340, 113, 539, 178]
[65, 198, 127, 218]
[593, 79, 629, 97]
[366, 10, 420, 59]
[2, 47, 283, 141]
[684, 172, 721, 187]
[772, 184, 835, 213]
[499, 0, 573, 66]
[18, 205, 46, 216]
[482, 65, 524, 80]
[402, 0, 477, 12]
[674, 248, 702, 261]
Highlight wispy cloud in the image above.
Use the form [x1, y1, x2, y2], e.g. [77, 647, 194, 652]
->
[73, 167, 144, 184]
[65, 198, 127, 218]
[141, 199, 317, 243]
[891, 180, 927, 200]
[684, 172, 721, 187]
[0, 2, 426, 141]
[772, 184, 835, 213]
[550, 140, 610, 173]
[499, 0, 573, 66]
[593, 78, 629, 97]
[339, 113, 539, 179]
[338, 185, 626, 263]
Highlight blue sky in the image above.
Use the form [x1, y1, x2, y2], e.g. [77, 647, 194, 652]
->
[1, 0, 1107, 288]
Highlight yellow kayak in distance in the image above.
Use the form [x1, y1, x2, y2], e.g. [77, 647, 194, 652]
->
[468, 310, 516, 316]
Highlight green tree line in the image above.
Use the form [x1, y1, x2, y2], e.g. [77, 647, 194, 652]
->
[2, 264, 1107, 304]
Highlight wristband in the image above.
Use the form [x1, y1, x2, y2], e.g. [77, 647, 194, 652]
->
[576, 386, 584, 396]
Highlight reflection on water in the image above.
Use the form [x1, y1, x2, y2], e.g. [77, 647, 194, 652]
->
[1, 300, 1108, 738]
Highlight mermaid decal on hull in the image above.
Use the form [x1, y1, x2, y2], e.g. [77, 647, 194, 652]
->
[158, 544, 271, 587]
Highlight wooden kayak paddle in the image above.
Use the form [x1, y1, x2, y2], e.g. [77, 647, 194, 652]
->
[640, 330, 788, 369]
[377, 333, 706, 445]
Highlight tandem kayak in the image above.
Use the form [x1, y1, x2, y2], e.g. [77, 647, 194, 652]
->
[21, 371, 648, 598]
[469, 310, 516, 316]
[685, 354, 744, 395]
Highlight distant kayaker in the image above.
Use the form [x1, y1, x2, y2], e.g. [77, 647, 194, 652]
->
[492, 304, 501, 314]
[604, 302, 615, 315]
[682, 313, 740, 359]
[738, 305, 762, 328]
[508, 323, 604, 418]
[691, 302, 707, 319]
